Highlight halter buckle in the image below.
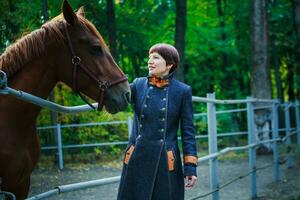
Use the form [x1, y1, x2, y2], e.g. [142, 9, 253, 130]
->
[99, 81, 109, 91]
[72, 56, 81, 65]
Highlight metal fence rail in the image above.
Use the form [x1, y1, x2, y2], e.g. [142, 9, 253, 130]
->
[2, 66, 300, 200]
[0, 178, 16, 200]
[25, 177, 121, 200]
[0, 191, 16, 200]
[25, 96, 300, 200]
[0, 77, 98, 113]
[38, 119, 132, 169]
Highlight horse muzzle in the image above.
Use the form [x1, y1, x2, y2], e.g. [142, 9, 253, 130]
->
[104, 90, 131, 114]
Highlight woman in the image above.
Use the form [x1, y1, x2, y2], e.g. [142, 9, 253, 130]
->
[117, 43, 197, 200]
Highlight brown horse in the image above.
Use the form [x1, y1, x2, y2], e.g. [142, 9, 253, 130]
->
[0, 1, 130, 199]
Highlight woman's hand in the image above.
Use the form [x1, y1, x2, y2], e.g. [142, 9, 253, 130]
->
[184, 175, 197, 189]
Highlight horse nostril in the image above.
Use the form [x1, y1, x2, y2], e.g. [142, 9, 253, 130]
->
[125, 92, 131, 103]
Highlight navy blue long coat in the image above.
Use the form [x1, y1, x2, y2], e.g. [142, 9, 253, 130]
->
[117, 75, 198, 200]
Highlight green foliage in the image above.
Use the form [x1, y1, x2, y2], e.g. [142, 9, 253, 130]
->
[1, 0, 299, 160]
[115, 0, 175, 79]
[37, 83, 132, 158]
[1, 0, 298, 100]
[185, 0, 251, 100]
[268, 0, 299, 101]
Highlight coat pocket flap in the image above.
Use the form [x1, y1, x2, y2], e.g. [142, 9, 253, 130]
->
[167, 150, 175, 171]
[124, 145, 135, 165]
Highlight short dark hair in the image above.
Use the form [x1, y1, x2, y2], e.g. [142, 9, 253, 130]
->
[149, 43, 180, 73]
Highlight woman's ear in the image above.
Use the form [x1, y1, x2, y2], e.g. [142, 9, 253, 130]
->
[166, 64, 173, 70]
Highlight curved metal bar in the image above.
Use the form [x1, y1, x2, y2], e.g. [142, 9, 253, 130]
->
[25, 189, 59, 200]
[25, 176, 120, 200]
[0, 69, 280, 113]
[0, 191, 16, 200]
[0, 70, 8, 94]
[0, 71, 97, 113]
[4, 86, 98, 113]
[57, 176, 120, 193]
[1, 85, 280, 113]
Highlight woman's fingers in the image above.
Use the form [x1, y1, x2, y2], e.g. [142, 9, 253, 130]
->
[184, 176, 197, 189]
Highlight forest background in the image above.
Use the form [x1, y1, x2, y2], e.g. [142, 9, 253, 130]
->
[0, 0, 299, 161]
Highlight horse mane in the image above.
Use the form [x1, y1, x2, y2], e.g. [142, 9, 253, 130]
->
[0, 13, 106, 77]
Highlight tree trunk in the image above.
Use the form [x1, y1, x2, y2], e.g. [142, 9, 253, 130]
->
[233, 5, 250, 97]
[106, 0, 118, 62]
[216, 0, 234, 98]
[250, 0, 272, 153]
[271, 43, 284, 102]
[175, 0, 186, 82]
[41, 0, 49, 22]
[7, 1, 19, 37]
[287, 53, 296, 101]
[292, 0, 300, 99]
[132, 56, 140, 77]
[250, 0, 271, 100]
[216, 0, 228, 69]
[292, 0, 300, 42]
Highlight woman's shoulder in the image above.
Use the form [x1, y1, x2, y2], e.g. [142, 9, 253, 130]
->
[171, 78, 191, 91]
[132, 77, 147, 86]
[133, 77, 147, 82]
[131, 77, 149, 92]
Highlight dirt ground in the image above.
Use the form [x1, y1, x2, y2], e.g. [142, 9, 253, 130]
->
[27, 154, 300, 200]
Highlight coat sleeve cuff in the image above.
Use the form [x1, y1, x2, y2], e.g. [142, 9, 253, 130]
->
[184, 155, 198, 166]
[184, 164, 197, 177]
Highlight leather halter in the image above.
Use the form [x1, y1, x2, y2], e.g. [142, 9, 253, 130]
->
[61, 22, 128, 111]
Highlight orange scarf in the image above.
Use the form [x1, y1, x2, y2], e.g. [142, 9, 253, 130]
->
[148, 76, 169, 88]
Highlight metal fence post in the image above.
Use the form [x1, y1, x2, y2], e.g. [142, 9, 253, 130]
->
[284, 103, 293, 168]
[295, 101, 300, 154]
[246, 97, 257, 199]
[127, 117, 133, 139]
[56, 123, 64, 170]
[272, 102, 280, 181]
[207, 93, 219, 200]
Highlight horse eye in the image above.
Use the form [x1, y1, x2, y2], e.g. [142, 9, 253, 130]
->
[91, 45, 103, 56]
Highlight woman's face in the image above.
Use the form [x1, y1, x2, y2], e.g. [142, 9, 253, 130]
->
[148, 52, 172, 77]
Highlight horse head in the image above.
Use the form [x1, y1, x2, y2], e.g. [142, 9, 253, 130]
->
[51, 0, 130, 113]
[0, 1, 131, 199]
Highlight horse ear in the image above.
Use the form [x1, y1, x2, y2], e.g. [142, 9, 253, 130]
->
[77, 6, 85, 17]
[62, 0, 78, 25]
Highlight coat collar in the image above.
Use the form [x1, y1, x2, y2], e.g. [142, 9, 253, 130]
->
[147, 71, 175, 88]
[160, 71, 175, 80]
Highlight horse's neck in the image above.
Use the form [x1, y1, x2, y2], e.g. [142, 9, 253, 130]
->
[10, 56, 57, 99]
[2, 54, 57, 122]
